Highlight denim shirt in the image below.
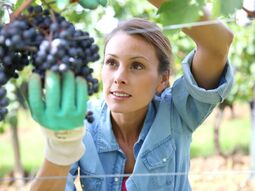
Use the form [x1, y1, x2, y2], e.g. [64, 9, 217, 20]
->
[65, 51, 234, 191]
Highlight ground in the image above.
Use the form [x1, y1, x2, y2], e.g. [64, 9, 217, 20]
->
[190, 154, 255, 191]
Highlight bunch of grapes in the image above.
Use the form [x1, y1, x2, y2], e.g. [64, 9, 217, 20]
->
[0, 5, 100, 121]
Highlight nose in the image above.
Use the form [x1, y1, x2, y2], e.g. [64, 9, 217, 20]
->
[114, 66, 127, 85]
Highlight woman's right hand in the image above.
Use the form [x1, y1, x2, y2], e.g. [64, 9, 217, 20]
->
[27, 70, 88, 165]
[28, 70, 88, 131]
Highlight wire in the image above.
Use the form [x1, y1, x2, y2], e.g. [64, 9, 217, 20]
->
[127, 18, 236, 35]
[71, 17, 237, 38]
[0, 170, 255, 182]
[162, 18, 235, 30]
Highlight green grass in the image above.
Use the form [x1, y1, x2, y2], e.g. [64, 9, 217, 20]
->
[0, 110, 44, 178]
[190, 116, 251, 158]
[0, 107, 252, 179]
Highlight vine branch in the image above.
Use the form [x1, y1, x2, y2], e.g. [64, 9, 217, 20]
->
[243, 7, 255, 18]
[10, 0, 33, 22]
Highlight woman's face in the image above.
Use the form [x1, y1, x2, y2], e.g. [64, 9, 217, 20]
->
[102, 31, 165, 114]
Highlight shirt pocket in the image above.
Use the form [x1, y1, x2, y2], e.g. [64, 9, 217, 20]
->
[79, 170, 104, 191]
[141, 137, 176, 189]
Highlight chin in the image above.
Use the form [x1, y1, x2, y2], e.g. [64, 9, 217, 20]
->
[107, 104, 131, 114]
[107, 102, 149, 115]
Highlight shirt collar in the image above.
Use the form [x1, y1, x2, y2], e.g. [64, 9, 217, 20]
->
[96, 102, 120, 153]
[138, 101, 157, 142]
[133, 100, 157, 158]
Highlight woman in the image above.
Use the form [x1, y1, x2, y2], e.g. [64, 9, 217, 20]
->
[28, 0, 234, 190]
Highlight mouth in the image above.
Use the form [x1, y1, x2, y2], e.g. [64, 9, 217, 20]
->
[110, 91, 131, 98]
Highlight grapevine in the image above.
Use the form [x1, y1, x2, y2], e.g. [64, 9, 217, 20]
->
[0, 5, 100, 121]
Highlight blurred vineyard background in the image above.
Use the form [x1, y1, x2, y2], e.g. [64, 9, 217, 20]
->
[1, 0, 255, 190]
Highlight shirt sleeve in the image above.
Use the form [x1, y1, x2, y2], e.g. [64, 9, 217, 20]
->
[65, 162, 79, 191]
[170, 50, 234, 132]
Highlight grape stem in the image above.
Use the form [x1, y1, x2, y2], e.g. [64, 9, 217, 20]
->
[40, 0, 57, 42]
[73, 36, 91, 40]
[20, 46, 38, 52]
[243, 7, 255, 18]
[10, 0, 33, 22]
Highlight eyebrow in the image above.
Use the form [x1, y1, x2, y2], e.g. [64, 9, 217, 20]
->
[106, 54, 150, 62]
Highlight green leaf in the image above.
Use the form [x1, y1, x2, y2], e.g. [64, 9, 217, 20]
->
[157, 0, 205, 27]
[212, 0, 243, 17]
[221, 0, 243, 16]
[0, 9, 4, 23]
[212, 0, 221, 18]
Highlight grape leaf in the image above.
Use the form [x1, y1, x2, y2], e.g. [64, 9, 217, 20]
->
[0, 10, 4, 24]
[157, 0, 206, 26]
[212, 0, 243, 17]
[220, 0, 243, 16]
[212, 0, 221, 18]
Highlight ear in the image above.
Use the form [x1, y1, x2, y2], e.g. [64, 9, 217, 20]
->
[156, 70, 170, 94]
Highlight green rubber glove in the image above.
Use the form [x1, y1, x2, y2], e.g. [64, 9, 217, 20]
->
[79, 0, 107, 9]
[98, 0, 107, 6]
[28, 70, 88, 131]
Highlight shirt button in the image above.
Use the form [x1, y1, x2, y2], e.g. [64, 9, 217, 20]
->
[162, 158, 167, 162]
[114, 177, 119, 182]
[81, 184, 85, 188]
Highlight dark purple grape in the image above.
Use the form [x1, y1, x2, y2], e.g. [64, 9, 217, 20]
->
[50, 23, 59, 33]
[46, 54, 55, 64]
[0, 97, 9, 107]
[0, 72, 8, 85]
[0, 5, 100, 121]
[0, 36, 4, 45]
[34, 5, 43, 13]
[27, 6, 34, 13]
[0, 107, 8, 116]
[0, 87, 7, 98]
[3, 56, 12, 66]
[85, 111, 94, 123]
[23, 28, 36, 39]
[59, 30, 72, 39]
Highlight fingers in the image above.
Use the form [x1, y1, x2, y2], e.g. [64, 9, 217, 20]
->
[45, 71, 60, 113]
[76, 76, 88, 115]
[28, 73, 44, 118]
[62, 71, 75, 112]
[47, 70, 87, 114]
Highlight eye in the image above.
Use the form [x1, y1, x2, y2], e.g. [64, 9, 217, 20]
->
[104, 58, 118, 68]
[131, 62, 144, 70]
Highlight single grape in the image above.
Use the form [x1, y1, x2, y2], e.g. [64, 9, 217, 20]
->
[0, 87, 7, 98]
[0, 97, 9, 107]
